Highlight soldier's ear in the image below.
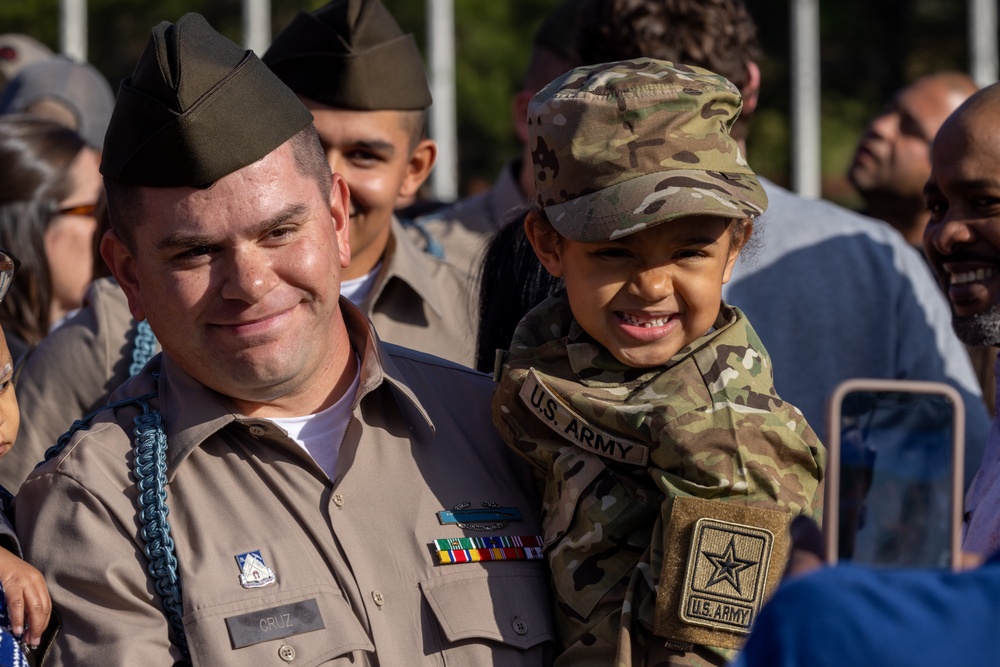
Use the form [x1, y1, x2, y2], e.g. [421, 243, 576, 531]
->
[399, 137, 437, 200]
[524, 209, 565, 279]
[101, 229, 146, 322]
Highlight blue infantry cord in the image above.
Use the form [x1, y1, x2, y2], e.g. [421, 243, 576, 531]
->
[132, 399, 189, 663]
[398, 217, 445, 259]
[130, 319, 158, 377]
[44, 346, 189, 662]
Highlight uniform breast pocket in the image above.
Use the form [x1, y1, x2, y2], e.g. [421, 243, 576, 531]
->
[183, 584, 374, 666]
[420, 563, 555, 665]
[545, 446, 659, 621]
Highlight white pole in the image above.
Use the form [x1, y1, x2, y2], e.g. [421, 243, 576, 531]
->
[969, 0, 999, 86]
[790, 0, 821, 199]
[427, 0, 459, 202]
[60, 0, 87, 62]
[243, 0, 272, 55]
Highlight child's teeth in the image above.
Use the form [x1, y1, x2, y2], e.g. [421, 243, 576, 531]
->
[623, 313, 668, 327]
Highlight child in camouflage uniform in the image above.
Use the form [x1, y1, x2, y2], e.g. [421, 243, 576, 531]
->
[492, 59, 825, 666]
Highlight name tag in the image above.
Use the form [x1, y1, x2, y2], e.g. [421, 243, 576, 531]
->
[225, 598, 325, 649]
[519, 369, 649, 466]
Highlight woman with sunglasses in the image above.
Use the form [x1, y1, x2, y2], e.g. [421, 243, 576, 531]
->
[0, 116, 102, 365]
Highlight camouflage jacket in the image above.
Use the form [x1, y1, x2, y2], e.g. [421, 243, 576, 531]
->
[493, 292, 825, 666]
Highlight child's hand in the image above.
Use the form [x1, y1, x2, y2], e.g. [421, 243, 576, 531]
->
[0, 547, 50, 648]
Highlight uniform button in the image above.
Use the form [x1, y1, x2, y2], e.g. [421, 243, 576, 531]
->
[333, 493, 344, 507]
[249, 425, 266, 436]
[278, 644, 296, 662]
[512, 617, 528, 635]
[372, 590, 385, 606]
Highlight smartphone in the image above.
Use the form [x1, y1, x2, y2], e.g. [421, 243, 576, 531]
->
[823, 379, 964, 571]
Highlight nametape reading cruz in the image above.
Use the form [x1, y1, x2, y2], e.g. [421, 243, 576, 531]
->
[519, 369, 650, 466]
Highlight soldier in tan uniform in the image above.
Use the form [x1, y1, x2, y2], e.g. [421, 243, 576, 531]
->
[263, 0, 475, 366]
[14, 14, 554, 665]
[7, 0, 477, 492]
[492, 60, 824, 666]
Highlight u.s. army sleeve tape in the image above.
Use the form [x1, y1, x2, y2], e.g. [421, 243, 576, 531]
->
[518, 369, 650, 466]
[655, 496, 791, 650]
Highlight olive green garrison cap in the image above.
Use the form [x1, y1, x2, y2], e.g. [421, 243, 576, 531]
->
[100, 13, 313, 187]
[263, 0, 432, 111]
[529, 58, 768, 243]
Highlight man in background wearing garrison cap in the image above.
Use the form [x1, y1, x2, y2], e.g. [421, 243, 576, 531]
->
[263, 0, 476, 366]
[15, 13, 554, 665]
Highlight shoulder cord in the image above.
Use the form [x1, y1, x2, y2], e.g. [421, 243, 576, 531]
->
[130, 320, 158, 377]
[398, 217, 446, 260]
[44, 386, 190, 663]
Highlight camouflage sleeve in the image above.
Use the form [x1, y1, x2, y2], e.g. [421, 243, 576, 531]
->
[650, 384, 825, 520]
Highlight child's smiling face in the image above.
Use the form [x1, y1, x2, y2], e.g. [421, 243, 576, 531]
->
[529, 213, 747, 368]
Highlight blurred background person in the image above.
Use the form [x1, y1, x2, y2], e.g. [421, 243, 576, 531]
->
[848, 72, 977, 250]
[414, 0, 581, 275]
[0, 117, 102, 365]
[0, 55, 115, 154]
[0, 34, 51, 93]
[846, 73, 997, 413]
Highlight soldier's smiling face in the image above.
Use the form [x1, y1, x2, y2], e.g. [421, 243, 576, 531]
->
[527, 213, 748, 368]
[924, 92, 1000, 346]
[104, 139, 355, 416]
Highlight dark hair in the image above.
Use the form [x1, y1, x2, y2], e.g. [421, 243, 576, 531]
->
[105, 125, 332, 251]
[576, 0, 761, 141]
[398, 109, 429, 151]
[0, 115, 87, 345]
[475, 209, 563, 373]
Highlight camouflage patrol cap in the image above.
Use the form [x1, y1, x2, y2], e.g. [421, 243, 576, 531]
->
[263, 0, 432, 111]
[529, 58, 767, 243]
[100, 13, 313, 186]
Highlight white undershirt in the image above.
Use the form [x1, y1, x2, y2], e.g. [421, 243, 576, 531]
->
[270, 357, 361, 479]
[340, 262, 382, 306]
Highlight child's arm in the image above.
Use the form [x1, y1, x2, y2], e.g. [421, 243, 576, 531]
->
[0, 546, 50, 647]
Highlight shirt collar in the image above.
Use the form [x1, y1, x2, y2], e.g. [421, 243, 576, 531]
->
[160, 298, 434, 479]
[365, 217, 447, 319]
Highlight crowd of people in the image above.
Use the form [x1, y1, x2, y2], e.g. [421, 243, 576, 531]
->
[0, 0, 996, 665]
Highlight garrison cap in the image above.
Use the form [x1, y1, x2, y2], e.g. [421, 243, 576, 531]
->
[529, 58, 767, 243]
[100, 13, 313, 187]
[263, 0, 432, 111]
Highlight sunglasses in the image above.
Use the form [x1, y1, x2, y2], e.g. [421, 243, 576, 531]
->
[0, 249, 20, 304]
[57, 202, 99, 218]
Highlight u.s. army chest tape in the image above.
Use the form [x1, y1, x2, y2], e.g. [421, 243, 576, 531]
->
[518, 369, 790, 651]
[517, 369, 650, 466]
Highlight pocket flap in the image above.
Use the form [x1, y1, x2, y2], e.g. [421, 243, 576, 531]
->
[185, 585, 374, 666]
[420, 566, 554, 650]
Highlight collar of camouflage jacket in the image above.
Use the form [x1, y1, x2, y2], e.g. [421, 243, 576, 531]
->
[496, 291, 787, 447]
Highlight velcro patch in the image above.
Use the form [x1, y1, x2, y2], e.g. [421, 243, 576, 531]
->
[519, 369, 649, 465]
[655, 497, 790, 650]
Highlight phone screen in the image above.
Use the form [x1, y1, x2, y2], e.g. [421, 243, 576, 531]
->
[824, 379, 965, 571]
